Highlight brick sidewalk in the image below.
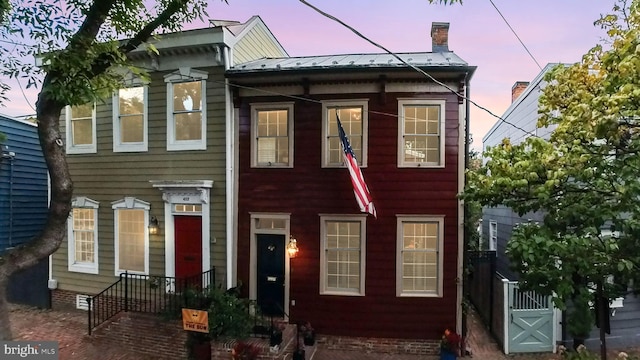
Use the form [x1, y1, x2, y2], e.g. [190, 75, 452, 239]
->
[9, 304, 153, 360]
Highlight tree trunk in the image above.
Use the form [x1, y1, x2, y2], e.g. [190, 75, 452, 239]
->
[0, 275, 11, 339]
[0, 91, 70, 340]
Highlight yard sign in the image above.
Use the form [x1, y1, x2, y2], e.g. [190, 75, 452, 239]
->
[182, 308, 209, 333]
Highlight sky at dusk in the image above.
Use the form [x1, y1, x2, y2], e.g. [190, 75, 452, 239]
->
[0, 0, 614, 150]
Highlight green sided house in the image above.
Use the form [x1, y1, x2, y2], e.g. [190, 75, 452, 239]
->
[49, 16, 288, 312]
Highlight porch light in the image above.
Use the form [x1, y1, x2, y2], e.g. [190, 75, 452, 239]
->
[148, 216, 159, 235]
[287, 235, 299, 258]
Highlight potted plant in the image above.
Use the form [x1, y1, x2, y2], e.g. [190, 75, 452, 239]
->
[300, 321, 315, 346]
[292, 322, 309, 360]
[185, 332, 212, 360]
[439, 328, 461, 360]
[270, 319, 286, 348]
[183, 286, 255, 360]
[231, 341, 261, 360]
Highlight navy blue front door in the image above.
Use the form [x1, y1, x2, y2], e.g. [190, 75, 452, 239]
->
[257, 234, 285, 316]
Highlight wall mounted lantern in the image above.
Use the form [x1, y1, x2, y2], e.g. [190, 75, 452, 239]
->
[148, 216, 160, 235]
[287, 235, 299, 258]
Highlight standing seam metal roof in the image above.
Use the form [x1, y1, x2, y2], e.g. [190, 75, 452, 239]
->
[228, 52, 468, 73]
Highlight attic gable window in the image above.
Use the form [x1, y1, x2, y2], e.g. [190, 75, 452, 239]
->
[113, 85, 148, 152]
[66, 103, 97, 154]
[398, 99, 446, 168]
[165, 68, 208, 151]
[250, 102, 294, 168]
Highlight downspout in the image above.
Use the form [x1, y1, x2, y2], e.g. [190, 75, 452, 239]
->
[461, 70, 472, 350]
[223, 44, 235, 289]
[1, 146, 16, 248]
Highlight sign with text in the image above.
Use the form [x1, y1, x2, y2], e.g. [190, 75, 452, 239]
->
[1, 341, 59, 359]
[182, 308, 209, 333]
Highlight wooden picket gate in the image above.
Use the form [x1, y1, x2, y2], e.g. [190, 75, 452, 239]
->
[505, 281, 555, 354]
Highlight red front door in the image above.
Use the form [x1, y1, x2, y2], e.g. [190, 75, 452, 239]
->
[174, 215, 202, 279]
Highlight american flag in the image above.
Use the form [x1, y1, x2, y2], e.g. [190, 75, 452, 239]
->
[337, 115, 377, 218]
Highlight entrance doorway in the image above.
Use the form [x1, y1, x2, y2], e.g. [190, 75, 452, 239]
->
[175, 215, 203, 280]
[256, 234, 285, 316]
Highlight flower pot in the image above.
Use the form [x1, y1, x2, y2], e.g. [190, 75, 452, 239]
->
[439, 349, 457, 360]
[270, 332, 283, 346]
[303, 333, 315, 346]
[188, 340, 211, 360]
[293, 349, 305, 360]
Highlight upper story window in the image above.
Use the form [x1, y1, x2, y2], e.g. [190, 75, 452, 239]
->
[112, 197, 150, 275]
[250, 103, 294, 168]
[68, 197, 99, 274]
[398, 99, 446, 167]
[113, 85, 148, 152]
[396, 216, 444, 297]
[164, 68, 208, 151]
[320, 215, 367, 296]
[322, 100, 368, 167]
[66, 103, 97, 154]
[489, 220, 498, 251]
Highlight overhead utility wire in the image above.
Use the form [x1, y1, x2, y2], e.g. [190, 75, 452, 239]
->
[298, 0, 537, 138]
[488, 0, 543, 71]
[136, 65, 409, 120]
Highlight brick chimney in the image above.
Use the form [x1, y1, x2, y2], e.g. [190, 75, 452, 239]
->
[511, 81, 529, 102]
[431, 22, 450, 52]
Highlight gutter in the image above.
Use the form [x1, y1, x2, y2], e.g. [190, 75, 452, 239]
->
[1, 146, 16, 248]
[460, 68, 474, 347]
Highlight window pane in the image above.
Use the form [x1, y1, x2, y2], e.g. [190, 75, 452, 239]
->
[327, 106, 363, 164]
[402, 105, 441, 165]
[175, 113, 202, 141]
[401, 221, 439, 293]
[173, 81, 202, 111]
[256, 109, 289, 165]
[72, 104, 93, 119]
[73, 208, 94, 263]
[257, 138, 276, 163]
[121, 115, 144, 143]
[325, 220, 361, 292]
[255, 218, 286, 229]
[72, 119, 93, 145]
[118, 209, 145, 272]
[119, 87, 144, 115]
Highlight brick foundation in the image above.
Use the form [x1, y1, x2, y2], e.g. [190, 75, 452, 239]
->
[317, 334, 440, 356]
[52, 289, 82, 310]
[89, 310, 440, 359]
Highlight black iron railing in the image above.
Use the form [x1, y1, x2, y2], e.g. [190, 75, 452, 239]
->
[87, 268, 216, 335]
[248, 300, 290, 339]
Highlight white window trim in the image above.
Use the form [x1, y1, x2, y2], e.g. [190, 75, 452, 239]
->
[68, 196, 99, 274]
[396, 215, 444, 297]
[112, 197, 150, 276]
[164, 68, 208, 151]
[65, 103, 97, 154]
[397, 99, 446, 168]
[112, 85, 149, 152]
[319, 214, 367, 296]
[489, 220, 497, 252]
[250, 102, 294, 168]
[321, 99, 369, 168]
